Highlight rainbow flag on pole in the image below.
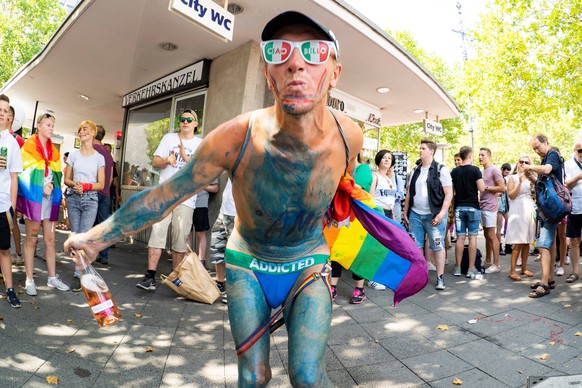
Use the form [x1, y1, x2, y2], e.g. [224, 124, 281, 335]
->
[323, 174, 427, 306]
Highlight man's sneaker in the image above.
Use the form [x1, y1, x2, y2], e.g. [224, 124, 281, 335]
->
[331, 286, 337, 301]
[215, 281, 226, 294]
[6, 288, 21, 308]
[484, 265, 501, 274]
[349, 288, 366, 304]
[428, 262, 437, 271]
[136, 276, 156, 291]
[221, 293, 228, 304]
[11, 253, 23, 265]
[368, 281, 386, 290]
[499, 244, 506, 256]
[565, 256, 571, 265]
[436, 275, 446, 290]
[556, 267, 564, 276]
[453, 266, 461, 276]
[47, 275, 70, 291]
[467, 268, 483, 280]
[71, 276, 82, 292]
[95, 257, 109, 265]
[25, 278, 37, 296]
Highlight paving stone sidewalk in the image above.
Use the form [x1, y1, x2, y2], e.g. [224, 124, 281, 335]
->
[1, 230, 581, 387]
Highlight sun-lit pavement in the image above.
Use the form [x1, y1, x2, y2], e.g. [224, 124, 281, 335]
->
[1, 229, 581, 387]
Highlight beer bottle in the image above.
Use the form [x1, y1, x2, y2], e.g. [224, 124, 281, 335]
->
[76, 251, 121, 326]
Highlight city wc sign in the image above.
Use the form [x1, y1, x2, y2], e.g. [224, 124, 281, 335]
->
[423, 118, 443, 136]
[169, 0, 235, 42]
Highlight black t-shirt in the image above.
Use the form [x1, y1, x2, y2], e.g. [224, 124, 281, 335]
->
[542, 150, 563, 184]
[451, 165, 483, 209]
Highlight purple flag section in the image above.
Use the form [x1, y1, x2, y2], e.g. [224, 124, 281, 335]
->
[351, 199, 428, 305]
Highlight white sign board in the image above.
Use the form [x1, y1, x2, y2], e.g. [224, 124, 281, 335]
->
[122, 60, 208, 107]
[169, 0, 235, 42]
[327, 89, 382, 128]
[423, 119, 443, 136]
[362, 137, 378, 150]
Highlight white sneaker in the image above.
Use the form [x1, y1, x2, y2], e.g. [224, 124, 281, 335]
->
[428, 263, 437, 271]
[484, 265, 501, 274]
[555, 267, 564, 276]
[11, 253, 23, 265]
[565, 256, 571, 265]
[25, 278, 37, 296]
[368, 281, 386, 290]
[47, 275, 70, 291]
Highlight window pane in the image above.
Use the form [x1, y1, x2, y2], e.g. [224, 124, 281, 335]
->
[123, 99, 171, 188]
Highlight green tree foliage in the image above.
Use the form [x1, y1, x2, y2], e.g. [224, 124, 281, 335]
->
[375, 31, 467, 165]
[0, 0, 66, 87]
[144, 118, 170, 163]
[464, 0, 582, 164]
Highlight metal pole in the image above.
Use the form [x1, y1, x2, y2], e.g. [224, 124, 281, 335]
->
[31, 100, 39, 135]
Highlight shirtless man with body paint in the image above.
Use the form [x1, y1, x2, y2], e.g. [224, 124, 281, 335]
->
[65, 11, 362, 386]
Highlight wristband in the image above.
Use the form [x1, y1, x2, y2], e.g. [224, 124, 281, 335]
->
[82, 183, 93, 192]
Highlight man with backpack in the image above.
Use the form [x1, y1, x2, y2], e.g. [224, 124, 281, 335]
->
[451, 146, 486, 279]
[403, 139, 452, 290]
[523, 134, 564, 298]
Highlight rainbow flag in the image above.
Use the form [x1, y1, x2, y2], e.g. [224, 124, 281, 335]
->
[323, 174, 427, 306]
[17, 135, 62, 222]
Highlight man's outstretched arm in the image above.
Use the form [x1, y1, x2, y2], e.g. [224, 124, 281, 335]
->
[64, 115, 249, 259]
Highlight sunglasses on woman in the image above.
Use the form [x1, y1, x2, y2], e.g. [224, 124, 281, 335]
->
[180, 117, 195, 123]
[519, 160, 530, 165]
[260, 40, 337, 65]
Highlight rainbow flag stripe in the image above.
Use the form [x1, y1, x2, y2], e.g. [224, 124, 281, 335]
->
[16, 135, 62, 222]
[323, 175, 427, 306]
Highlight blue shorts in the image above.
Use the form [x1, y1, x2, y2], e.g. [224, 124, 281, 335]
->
[408, 210, 446, 252]
[537, 221, 558, 250]
[455, 206, 481, 236]
[225, 249, 329, 309]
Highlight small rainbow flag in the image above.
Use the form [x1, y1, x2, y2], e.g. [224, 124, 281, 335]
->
[323, 174, 427, 306]
[17, 135, 62, 222]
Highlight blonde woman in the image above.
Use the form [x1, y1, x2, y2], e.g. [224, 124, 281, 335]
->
[18, 113, 70, 295]
[63, 120, 105, 291]
[505, 156, 536, 281]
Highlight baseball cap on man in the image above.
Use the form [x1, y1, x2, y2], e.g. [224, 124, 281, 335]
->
[261, 11, 340, 58]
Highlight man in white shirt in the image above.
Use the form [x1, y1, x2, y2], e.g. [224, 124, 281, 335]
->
[564, 139, 582, 283]
[136, 109, 202, 291]
[403, 139, 453, 290]
[0, 95, 24, 308]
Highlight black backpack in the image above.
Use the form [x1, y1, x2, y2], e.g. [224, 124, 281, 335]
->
[535, 153, 571, 224]
[460, 246, 483, 275]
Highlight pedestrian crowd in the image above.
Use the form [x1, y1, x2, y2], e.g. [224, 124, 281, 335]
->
[337, 134, 580, 304]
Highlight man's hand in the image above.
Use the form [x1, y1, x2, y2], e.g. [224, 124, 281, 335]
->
[167, 152, 177, 167]
[64, 233, 101, 269]
[431, 213, 443, 226]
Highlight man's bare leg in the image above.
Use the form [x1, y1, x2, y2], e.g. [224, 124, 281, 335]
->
[172, 251, 185, 269]
[484, 227, 500, 266]
[467, 235, 478, 270]
[285, 267, 332, 387]
[455, 235, 466, 268]
[147, 247, 162, 271]
[226, 265, 272, 387]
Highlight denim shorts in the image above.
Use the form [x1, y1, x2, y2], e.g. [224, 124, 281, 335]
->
[537, 220, 558, 249]
[408, 210, 446, 251]
[455, 206, 481, 236]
